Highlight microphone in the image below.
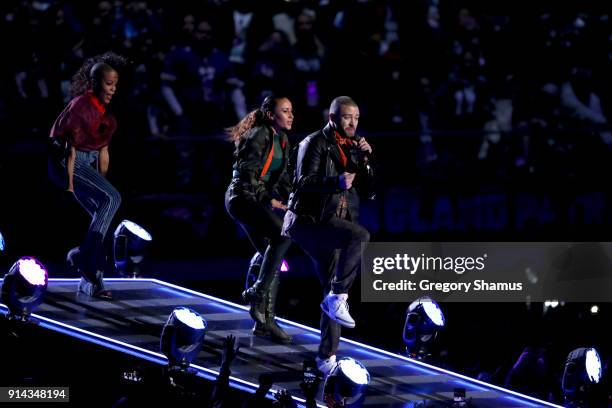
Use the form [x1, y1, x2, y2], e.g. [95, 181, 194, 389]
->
[353, 135, 372, 163]
[352, 135, 376, 200]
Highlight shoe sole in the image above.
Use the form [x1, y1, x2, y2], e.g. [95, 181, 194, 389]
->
[253, 326, 292, 344]
[94, 292, 113, 300]
[253, 327, 269, 337]
[78, 278, 112, 299]
[320, 301, 355, 328]
[271, 335, 293, 344]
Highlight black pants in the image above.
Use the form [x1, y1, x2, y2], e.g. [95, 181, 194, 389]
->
[225, 190, 291, 296]
[284, 214, 370, 358]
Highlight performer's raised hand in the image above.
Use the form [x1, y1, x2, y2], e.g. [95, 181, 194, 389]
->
[357, 137, 372, 154]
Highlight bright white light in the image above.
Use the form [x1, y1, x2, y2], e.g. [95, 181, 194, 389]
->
[280, 260, 289, 272]
[545, 300, 558, 308]
[18, 258, 47, 286]
[590, 305, 599, 314]
[338, 358, 370, 385]
[174, 307, 205, 330]
[423, 300, 445, 327]
[120, 220, 152, 241]
[585, 348, 602, 383]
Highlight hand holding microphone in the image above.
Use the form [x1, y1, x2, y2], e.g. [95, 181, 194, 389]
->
[355, 136, 372, 154]
[353, 135, 372, 164]
[353, 135, 372, 165]
[352, 135, 375, 200]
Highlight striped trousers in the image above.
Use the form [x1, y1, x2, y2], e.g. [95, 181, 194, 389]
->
[50, 150, 121, 247]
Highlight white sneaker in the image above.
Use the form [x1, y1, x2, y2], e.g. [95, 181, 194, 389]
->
[316, 355, 337, 378]
[321, 292, 356, 328]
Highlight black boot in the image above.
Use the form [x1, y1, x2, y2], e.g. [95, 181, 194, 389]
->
[78, 231, 103, 281]
[77, 231, 112, 300]
[245, 252, 262, 291]
[242, 287, 266, 325]
[262, 271, 292, 344]
[249, 254, 267, 335]
[78, 271, 113, 300]
[242, 251, 274, 325]
[252, 321, 268, 337]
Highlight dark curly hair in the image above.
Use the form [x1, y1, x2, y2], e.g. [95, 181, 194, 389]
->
[226, 95, 288, 146]
[69, 52, 128, 98]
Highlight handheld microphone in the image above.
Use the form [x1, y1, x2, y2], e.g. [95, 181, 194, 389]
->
[351, 135, 376, 200]
[353, 135, 372, 162]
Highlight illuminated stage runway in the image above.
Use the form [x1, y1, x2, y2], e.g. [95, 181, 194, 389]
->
[1, 278, 563, 408]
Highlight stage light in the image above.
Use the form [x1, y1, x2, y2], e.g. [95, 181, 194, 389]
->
[114, 220, 152, 278]
[1, 257, 48, 321]
[160, 307, 206, 371]
[0, 231, 5, 252]
[403, 296, 445, 360]
[324, 357, 370, 407]
[589, 305, 599, 315]
[562, 347, 602, 406]
[544, 300, 559, 308]
[280, 259, 289, 272]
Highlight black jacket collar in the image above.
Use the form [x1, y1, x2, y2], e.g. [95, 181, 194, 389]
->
[322, 122, 336, 143]
[322, 122, 346, 170]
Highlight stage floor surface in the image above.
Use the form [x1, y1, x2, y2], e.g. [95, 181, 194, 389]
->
[1, 278, 563, 408]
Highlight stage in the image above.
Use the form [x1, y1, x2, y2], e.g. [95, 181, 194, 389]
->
[1, 278, 564, 407]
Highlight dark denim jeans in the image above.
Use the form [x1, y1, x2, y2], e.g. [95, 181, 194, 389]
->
[283, 212, 370, 358]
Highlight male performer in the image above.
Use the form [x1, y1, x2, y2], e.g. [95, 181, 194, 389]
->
[282, 96, 374, 376]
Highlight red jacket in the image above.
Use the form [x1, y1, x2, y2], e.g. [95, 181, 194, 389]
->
[50, 93, 117, 151]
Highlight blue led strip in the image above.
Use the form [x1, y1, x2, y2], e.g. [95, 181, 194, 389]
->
[0, 288, 317, 408]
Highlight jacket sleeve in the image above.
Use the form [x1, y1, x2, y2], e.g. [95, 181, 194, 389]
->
[272, 135, 293, 202]
[234, 127, 272, 204]
[58, 100, 91, 148]
[295, 137, 342, 193]
[355, 158, 376, 200]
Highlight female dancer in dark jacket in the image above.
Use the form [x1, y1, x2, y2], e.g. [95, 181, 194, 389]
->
[49, 52, 126, 299]
[225, 96, 294, 343]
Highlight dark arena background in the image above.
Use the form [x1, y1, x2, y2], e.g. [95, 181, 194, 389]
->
[0, 1, 611, 407]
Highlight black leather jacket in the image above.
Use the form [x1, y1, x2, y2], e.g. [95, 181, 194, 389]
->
[227, 125, 292, 204]
[287, 123, 375, 222]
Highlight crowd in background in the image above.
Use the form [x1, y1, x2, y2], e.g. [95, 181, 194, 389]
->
[2, 0, 612, 191]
